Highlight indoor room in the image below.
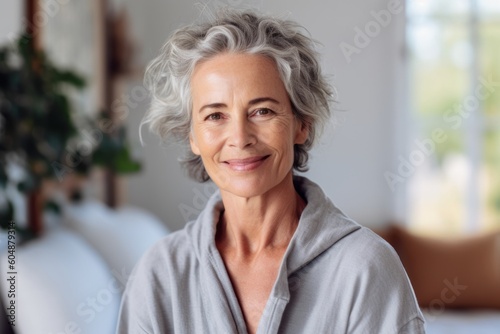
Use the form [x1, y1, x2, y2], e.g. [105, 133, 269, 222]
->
[0, 0, 499, 333]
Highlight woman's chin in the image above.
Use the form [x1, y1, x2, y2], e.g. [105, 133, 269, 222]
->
[215, 171, 293, 200]
[216, 176, 272, 199]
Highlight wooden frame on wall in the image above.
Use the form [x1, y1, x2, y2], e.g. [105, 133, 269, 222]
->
[24, 0, 118, 233]
[38, 0, 107, 118]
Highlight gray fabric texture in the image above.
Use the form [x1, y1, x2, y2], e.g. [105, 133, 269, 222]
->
[117, 176, 426, 334]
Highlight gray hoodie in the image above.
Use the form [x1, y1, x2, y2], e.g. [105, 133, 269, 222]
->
[117, 176, 425, 333]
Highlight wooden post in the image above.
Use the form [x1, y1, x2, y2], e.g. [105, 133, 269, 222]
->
[25, 0, 40, 50]
[102, 0, 118, 208]
[25, 0, 44, 236]
[28, 189, 43, 236]
[102, 0, 116, 208]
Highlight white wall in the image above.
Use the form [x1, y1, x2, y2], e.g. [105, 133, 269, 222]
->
[0, 0, 22, 45]
[121, 0, 407, 231]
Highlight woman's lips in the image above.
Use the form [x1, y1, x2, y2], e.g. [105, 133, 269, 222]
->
[223, 155, 270, 172]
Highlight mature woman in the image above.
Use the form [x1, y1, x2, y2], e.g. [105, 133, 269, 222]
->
[117, 10, 425, 334]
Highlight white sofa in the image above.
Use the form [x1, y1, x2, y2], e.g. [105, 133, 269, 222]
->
[0, 200, 169, 334]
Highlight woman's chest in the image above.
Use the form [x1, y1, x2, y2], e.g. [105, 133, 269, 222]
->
[220, 252, 285, 334]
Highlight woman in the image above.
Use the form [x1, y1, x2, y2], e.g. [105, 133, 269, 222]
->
[117, 10, 425, 334]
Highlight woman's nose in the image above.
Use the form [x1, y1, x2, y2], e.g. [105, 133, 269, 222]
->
[227, 116, 257, 149]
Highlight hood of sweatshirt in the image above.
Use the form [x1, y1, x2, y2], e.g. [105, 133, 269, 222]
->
[187, 175, 361, 274]
[183, 175, 362, 333]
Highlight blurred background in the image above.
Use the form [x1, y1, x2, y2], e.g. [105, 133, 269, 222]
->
[0, 0, 499, 333]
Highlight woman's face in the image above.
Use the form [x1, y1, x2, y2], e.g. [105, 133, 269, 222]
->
[190, 53, 308, 198]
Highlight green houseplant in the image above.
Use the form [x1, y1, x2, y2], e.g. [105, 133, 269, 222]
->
[0, 34, 140, 237]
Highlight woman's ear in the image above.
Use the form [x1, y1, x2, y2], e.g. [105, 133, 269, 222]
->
[189, 132, 201, 156]
[294, 120, 309, 145]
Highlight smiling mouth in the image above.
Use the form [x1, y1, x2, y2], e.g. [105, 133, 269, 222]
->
[223, 155, 270, 172]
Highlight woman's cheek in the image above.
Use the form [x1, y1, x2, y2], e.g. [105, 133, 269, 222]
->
[200, 126, 222, 145]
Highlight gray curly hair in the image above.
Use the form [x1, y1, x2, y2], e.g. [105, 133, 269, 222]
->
[141, 9, 334, 182]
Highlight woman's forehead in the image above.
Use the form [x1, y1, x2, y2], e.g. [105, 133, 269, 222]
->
[190, 53, 287, 103]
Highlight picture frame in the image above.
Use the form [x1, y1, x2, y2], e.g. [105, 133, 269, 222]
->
[38, 0, 106, 117]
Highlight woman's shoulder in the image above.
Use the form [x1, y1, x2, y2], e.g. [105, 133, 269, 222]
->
[132, 192, 223, 282]
[335, 225, 404, 269]
[129, 219, 208, 283]
[324, 226, 423, 321]
[306, 222, 409, 287]
[140, 221, 199, 264]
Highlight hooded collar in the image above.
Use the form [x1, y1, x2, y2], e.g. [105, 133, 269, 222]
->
[185, 175, 362, 334]
[187, 175, 361, 276]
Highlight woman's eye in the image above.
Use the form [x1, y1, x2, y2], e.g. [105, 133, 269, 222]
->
[205, 113, 222, 121]
[254, 108, 272, 116]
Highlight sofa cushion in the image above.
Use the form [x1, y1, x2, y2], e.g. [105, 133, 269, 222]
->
[387, 225, 500, 310]
[0, 228, 121, 334]
[63, 200, 169, 275]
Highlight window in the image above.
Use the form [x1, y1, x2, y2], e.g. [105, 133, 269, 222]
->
[406, 0, 500, 235]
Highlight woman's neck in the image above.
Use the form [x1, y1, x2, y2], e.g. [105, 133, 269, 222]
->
[216, 173, 306, 259]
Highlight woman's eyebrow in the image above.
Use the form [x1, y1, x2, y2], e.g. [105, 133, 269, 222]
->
[198, 103, 226, 113]
[248, 97, 280, 106]
[198, 97, 280, 113]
